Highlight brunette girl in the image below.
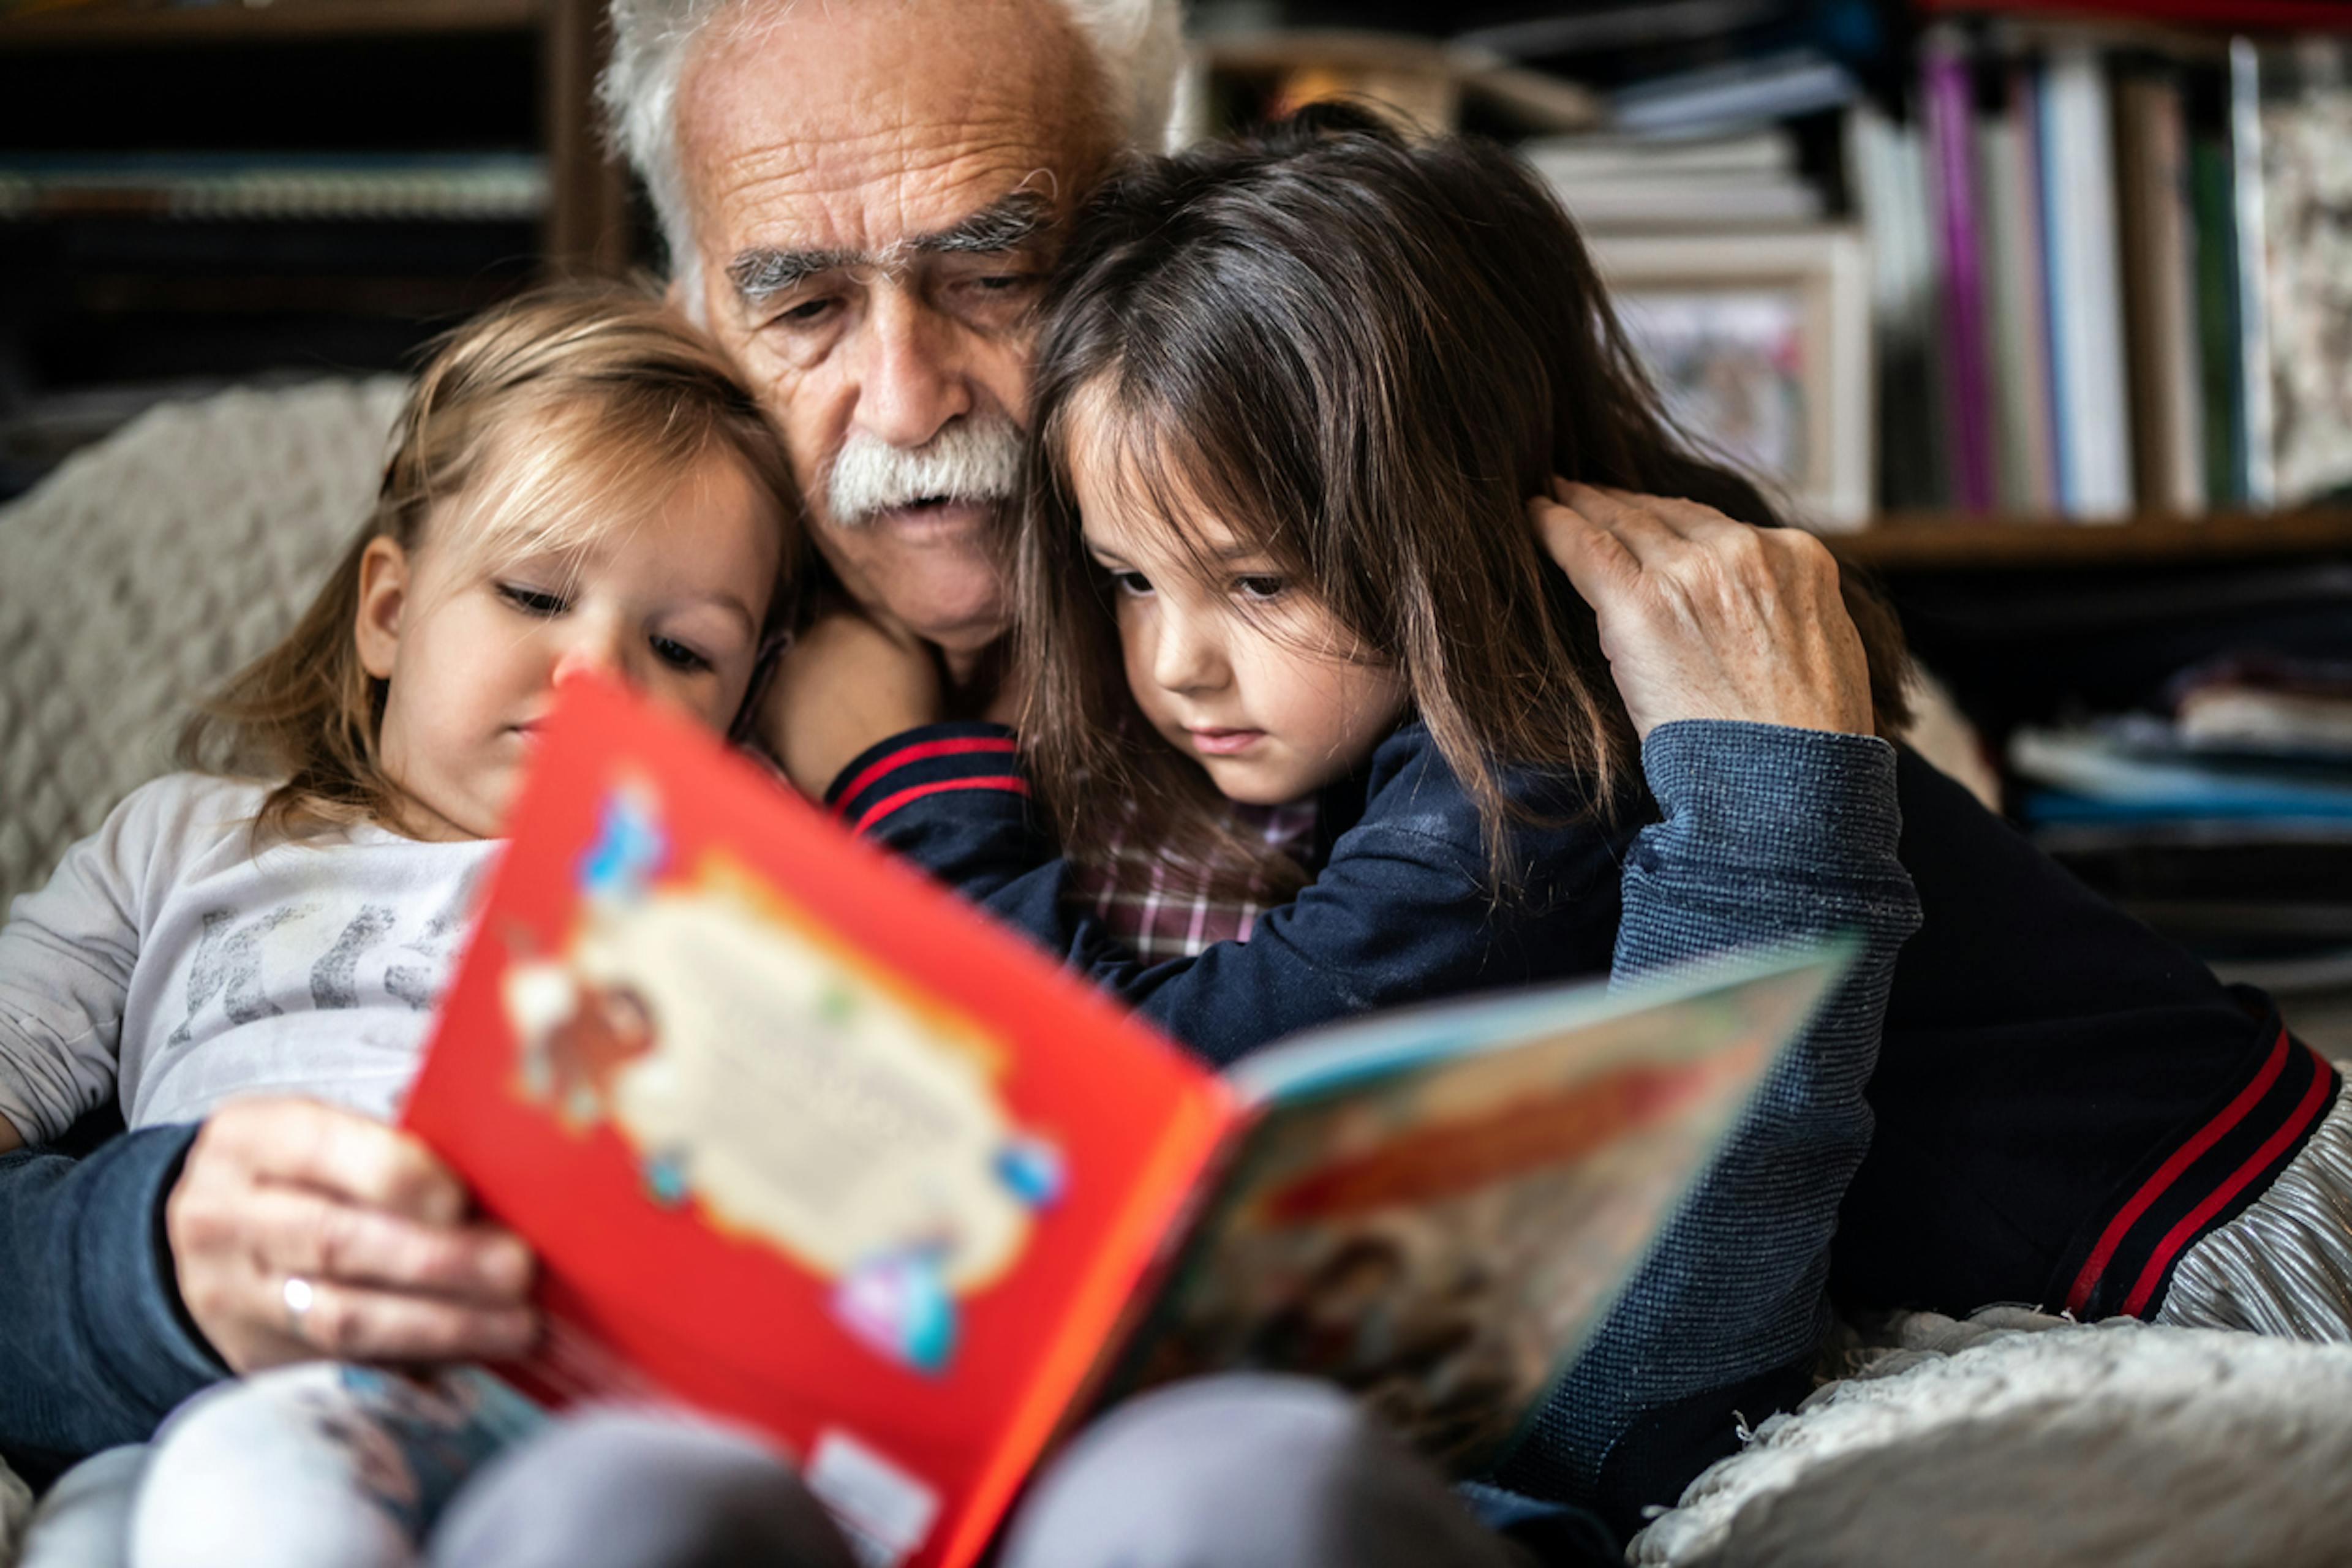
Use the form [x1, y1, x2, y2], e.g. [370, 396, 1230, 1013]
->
[785, 110, 2352, 1537]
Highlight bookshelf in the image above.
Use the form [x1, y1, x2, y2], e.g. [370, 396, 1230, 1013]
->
[0, 0, 627, 272]
[0, 0, 633, 489]
[1914, 0, 2352, 28]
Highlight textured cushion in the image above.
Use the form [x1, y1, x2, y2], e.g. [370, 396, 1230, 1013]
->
[1632, 1308, 2352, 1566]
[0, 379, 405, 909]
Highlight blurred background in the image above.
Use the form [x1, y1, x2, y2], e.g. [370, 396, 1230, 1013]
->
[2, 0, 2350, 1046]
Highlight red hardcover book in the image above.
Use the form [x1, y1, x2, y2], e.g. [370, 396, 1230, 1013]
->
[404, 676, 1847, 1568]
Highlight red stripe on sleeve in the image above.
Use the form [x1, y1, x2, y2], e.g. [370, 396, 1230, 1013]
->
[2064, 1027, 2290, 1316]
[850, 775, 1030, 835]
[2119, 1050, 2334, 1317]
[832, 734, 1018, 815]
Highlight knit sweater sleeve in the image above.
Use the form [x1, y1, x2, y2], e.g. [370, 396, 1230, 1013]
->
[1492, 720, 1921, 1534]
[0, 1121, 228, 1469]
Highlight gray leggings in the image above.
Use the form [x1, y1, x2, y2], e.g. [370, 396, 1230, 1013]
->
[25, 1376, 1555, 1568]
[432, 1376, 1531, 1568]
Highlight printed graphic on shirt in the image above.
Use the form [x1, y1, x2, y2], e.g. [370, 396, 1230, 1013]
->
[388, 867, 481, 1011]
[311, 906, 399, 1011]
[498, 779, 1066, 1376]
[163, 869, 481, 1051]
[166, 905, 314, 1047]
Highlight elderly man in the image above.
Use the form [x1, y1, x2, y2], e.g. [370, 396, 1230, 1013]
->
[0, 2, 1909, 1564]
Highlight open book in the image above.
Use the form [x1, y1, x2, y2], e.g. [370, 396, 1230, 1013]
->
[402, 676, 1847, 1568]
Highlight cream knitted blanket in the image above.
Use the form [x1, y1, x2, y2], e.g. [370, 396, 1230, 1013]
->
[1634, 1307, 2352, 1566]
[0, 379, 405, 908]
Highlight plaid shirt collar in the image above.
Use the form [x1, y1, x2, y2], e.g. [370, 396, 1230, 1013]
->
[1071, 800, 1319, 962]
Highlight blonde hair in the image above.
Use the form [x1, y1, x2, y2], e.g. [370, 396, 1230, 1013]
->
[181, 282, 807, 842]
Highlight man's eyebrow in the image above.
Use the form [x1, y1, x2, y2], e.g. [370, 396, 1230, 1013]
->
[726, 190, 1057, 305]
[910, 189, 1057, 256]
[727, 245, 861, 304]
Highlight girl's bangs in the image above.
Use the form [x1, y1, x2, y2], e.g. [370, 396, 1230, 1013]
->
[435, 391, 726, 584]
[1057, 374, 1308, 586]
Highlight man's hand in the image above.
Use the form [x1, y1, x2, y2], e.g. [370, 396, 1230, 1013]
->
[1532, 481, 1874, 741]
[166, 1098, 537, 1374]
[761, 612, 945, 797]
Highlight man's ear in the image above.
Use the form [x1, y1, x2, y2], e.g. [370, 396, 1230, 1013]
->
[354, 535, 410, 680]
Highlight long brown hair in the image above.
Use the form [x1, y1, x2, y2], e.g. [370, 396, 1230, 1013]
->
[1016, 107, 1910, 895]
[181, 282, 807, 843]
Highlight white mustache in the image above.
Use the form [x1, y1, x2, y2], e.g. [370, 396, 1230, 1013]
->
[825, 415, 1024, 527]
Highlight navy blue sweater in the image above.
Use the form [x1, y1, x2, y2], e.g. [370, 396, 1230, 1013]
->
[832, 716, 2339, 1528]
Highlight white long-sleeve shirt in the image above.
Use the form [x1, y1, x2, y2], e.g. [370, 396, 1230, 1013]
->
[0, 773, 493, 1140]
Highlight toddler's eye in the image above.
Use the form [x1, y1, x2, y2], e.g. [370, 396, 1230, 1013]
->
[497, 582, 567, 617]
[1108, 569, 1154, 598]
[1234, 575, 1287, 601]
[650, 636, 712, 674]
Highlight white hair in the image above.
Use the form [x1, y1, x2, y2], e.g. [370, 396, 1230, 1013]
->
[601, 0, 1186, 308]
[826, 411, 1024, 526]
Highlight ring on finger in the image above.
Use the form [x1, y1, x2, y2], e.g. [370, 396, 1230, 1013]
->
[283, 1274, 316, 1343]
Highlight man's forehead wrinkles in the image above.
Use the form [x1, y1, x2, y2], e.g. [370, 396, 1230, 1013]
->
[709, 103, 1071, 186]
[714, 131, 1066, 288]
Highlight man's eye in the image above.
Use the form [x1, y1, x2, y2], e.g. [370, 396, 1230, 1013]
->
[1234, 575, 1287, 601]
[497, 582, 567, 617]
[774, 296, 839, 328]
[953, 273, 1042, 318]
[651, 636, 712, 674]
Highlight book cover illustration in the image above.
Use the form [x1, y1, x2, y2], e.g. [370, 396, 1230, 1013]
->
[1120, 961, 1830, 1473]
[501, 782, 1069, 1373]
[404, 676, 1231, 1568]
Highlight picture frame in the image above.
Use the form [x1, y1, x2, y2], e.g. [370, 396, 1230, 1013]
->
[1586, 228, 1874, 532]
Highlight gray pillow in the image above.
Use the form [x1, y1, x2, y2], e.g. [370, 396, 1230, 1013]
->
[0, 378, 405, 909]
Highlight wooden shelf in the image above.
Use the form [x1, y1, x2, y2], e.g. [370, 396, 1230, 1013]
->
[1913, 0, 2352, 29]
[66, 272, 527, 317]
[1826, 509, 2352, 572]
[0, 0, 630, 275]
[0, 0, 541, 51]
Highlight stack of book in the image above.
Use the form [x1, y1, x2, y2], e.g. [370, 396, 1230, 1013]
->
[1853, 26, 2352, 520]
[1518, 127, 1821, 230]
[2010, 657, 2352, 1027]
[1497, 17, 1870, 531]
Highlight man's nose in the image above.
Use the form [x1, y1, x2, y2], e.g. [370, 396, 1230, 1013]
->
[853, 285, 973, 450]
